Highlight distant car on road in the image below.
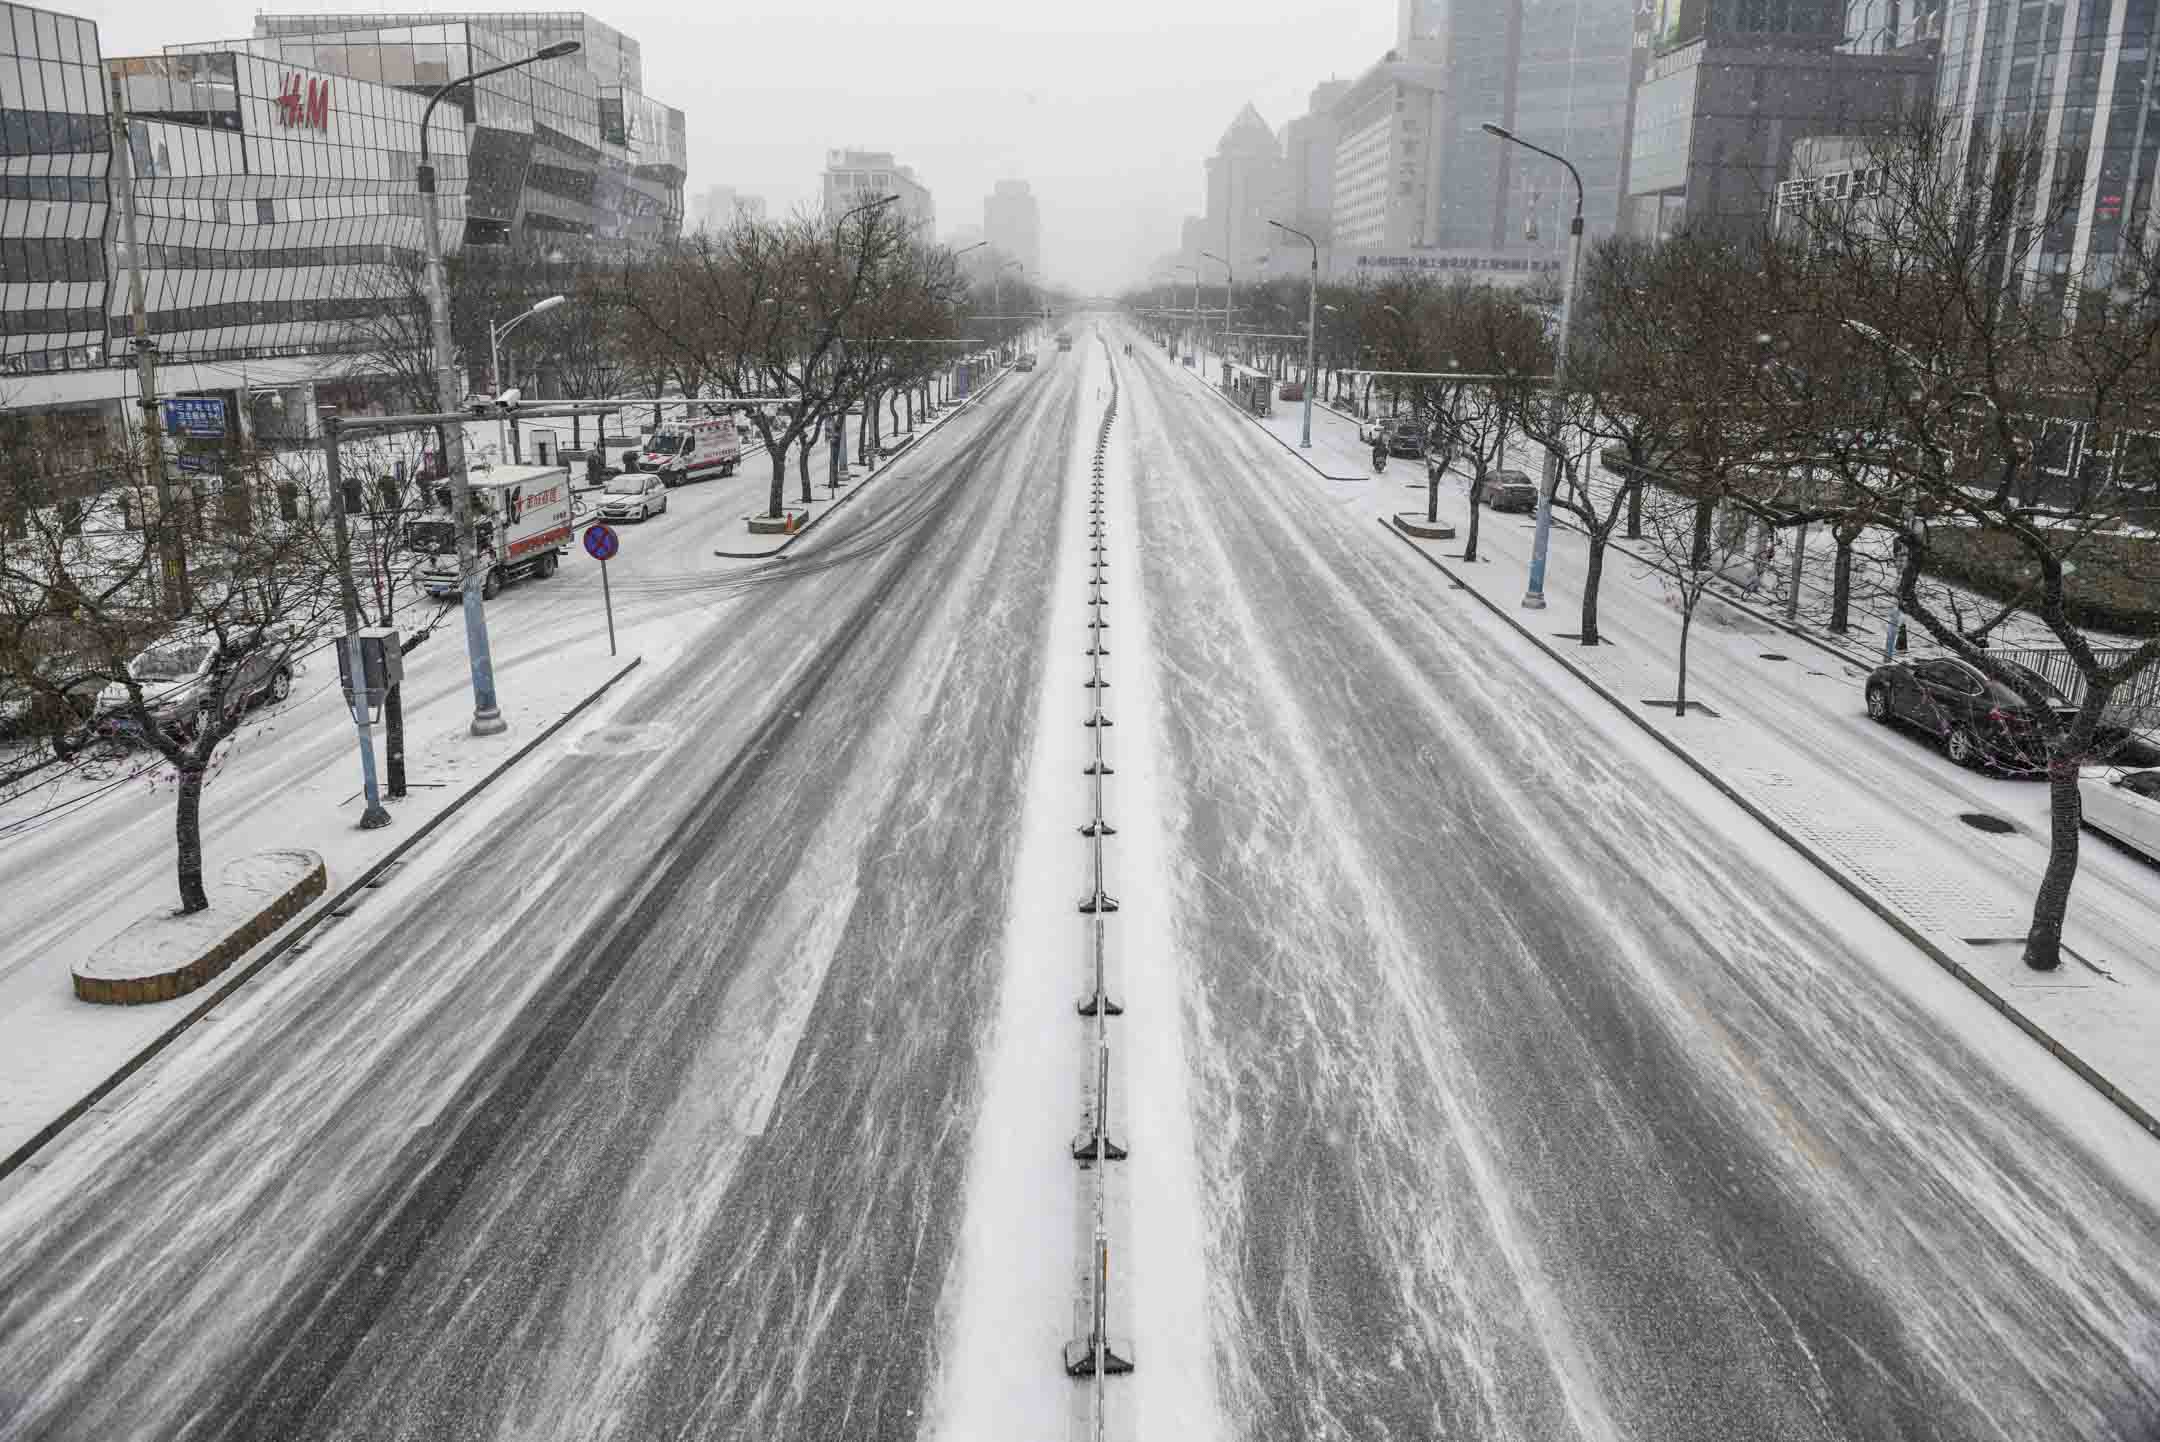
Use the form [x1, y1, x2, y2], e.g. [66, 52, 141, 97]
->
[2081, 768, 2160, 861]
[1278, 380, 1304, 401]
[1864, 656, 2079, 770]
[1479, 469, 1540, 513]
[1387, 420, 1427, 458]
[595, 472, 669, 522]
[1015, 353, 1037, 372]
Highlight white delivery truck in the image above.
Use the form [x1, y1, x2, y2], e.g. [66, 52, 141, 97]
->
[414, 464, 574, 600]
[637, 417, 741, 486]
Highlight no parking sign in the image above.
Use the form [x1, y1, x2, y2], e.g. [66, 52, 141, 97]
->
[584, 523, 619, 653]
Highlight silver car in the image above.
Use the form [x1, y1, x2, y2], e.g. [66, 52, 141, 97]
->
[2080, 768, 2160, 861]
[596, 472, 669, 522]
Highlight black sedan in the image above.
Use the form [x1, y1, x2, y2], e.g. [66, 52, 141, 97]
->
[1864, 656, 2079, 770]
[1387, 421, 1428, 458]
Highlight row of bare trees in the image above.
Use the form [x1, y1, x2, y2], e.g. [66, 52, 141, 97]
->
[1135, 112, 2160, 973]
[611, 207, 1031, 519]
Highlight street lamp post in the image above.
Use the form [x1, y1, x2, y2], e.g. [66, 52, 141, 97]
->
[1482, 121, 1584, 611]
[1174, 264, 1199, 359]
[830, 193, 901, 485]
[490, 293, 565, 462]
[1201, 250, 1233, 369]
[994, 259, 1022, 356]
[1268, 219, 1319, 448]
[417, 37, 580, 737]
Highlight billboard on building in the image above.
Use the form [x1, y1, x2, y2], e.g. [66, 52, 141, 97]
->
[1654, 0, 1706, 52]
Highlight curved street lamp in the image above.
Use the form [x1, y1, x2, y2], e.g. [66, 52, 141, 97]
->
[415, 37, 580, 737]
[1268, 218, 1319, 447]
[1482, 121, 1583, 612]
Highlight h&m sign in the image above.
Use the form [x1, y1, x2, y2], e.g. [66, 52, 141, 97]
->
[276, 73, 331, 131]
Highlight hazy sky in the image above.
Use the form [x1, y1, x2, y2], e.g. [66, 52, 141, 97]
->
[80, 0, 1394, 294]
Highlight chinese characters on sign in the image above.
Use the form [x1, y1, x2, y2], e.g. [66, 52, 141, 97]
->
[276, 73, 331, 131]
[161, 397, 227, 439]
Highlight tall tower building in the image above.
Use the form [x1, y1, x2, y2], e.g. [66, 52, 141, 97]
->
[983, 179, 1041, 277]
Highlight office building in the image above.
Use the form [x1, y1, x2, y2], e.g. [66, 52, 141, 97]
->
[694, 184, 765, 232]
[0, 2, 111, 379]
[1428, 0, 1634, 256]
[243, 12, 685, 246]
[1623, 0, 1933, 239]
[984, 178, 1039, 276]
[103, 48, 471, 380]
[1281, 79, 1349, 252]
[1327, 57, 1446, 252]
[1936, 0, 2149, 293]
[822, 149, 934, 233]
[1198, 103, 1288, 274]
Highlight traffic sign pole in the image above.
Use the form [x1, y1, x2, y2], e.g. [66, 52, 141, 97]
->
[584, 523, 620, 656]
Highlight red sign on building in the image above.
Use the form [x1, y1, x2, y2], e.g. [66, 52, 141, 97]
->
[276, 73, 331, 131]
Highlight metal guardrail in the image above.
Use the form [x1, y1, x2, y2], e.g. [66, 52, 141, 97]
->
[1991, 646, 2160, 733]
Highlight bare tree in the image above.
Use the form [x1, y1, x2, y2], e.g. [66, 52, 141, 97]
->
[1758, 111, 2160, 969]
[1, 439, 340, 913]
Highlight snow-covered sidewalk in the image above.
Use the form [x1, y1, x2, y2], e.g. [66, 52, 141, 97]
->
[1182, 376, 2160, 1136]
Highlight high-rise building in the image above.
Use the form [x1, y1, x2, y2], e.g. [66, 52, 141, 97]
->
[1282, 79, 1350, 251]
[0, 2, 111, 380]
[822, 149, 934, 234]
[244, 12, 686, 245]
[1622, 0, 1933, 239]
[694, 184, 765, 231]
[1428, 0, 1635, 256]
[1936, 0, 2148, 293]
[1326, 57, 1446, 252]
[984, 178, 1040, 276]
[1200, 103, 1289, 276]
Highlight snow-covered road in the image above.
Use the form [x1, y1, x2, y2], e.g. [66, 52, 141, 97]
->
[0, 320, 2156, 1440]
[1117, 332, 2160, 1440]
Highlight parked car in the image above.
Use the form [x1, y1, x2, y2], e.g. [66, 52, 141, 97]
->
[2080, 768, 2160, 860]
[1279, 380, 1304, 402]
[1015, 353, 1038, 372]
[1479, 469, 1540, 513]
[595, 472, 669, 522]
[58, 630, 292, 753]
[1864, 656, 2080, 769]
[1387, 420, 1428, 458]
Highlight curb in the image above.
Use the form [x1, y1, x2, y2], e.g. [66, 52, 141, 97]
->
[1168, 354, 1367, 482]
[1379, 518, 2160, 1144]
[0, 653, 648, 1185]
[713, 371, 1012, 560]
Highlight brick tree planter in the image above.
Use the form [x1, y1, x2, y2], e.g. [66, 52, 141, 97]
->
[1393, 512, 1458, 541]
[73, 850, 326, 1006]
[745, 509, 809, 535]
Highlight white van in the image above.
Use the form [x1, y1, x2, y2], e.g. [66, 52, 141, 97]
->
[638, 418, 741, 486]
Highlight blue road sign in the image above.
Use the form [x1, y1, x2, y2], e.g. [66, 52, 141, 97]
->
[583, 523, 619, 561]
[161, 397, 227, 438]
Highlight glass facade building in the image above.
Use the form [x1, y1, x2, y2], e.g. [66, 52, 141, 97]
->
[237, 12, 683, 248]
[1938, 0, 2157, 294]
[107, 49, 469, 366]
[0, 2, 109, 375]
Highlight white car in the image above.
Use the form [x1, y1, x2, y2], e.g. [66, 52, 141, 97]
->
[2080, 768, 2160, 861]
[595, 472, 669, 522]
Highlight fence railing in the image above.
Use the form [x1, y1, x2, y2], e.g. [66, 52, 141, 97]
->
[1993, 646, 2160, 734]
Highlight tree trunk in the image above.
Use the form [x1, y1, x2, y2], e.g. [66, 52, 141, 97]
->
[800, 429, 817, 505]
[1625, 477, 1643, 540]
[1674, 604, 1694, 722]
[1830, 530, 1856, 632]
[767, 439, 789, 518]
[1691, 499, 1715, 571]
[1426, 464, 1442, 525]
[384, 682, 406, 798]
[2024, 757, 2083, 971]
[1581, 534, 1608, 645]
[1463, 485, 1484, 563]
[175, 761, 209, 914]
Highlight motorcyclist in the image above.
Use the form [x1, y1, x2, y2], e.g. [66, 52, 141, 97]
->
[1372, 438, 1389, 473]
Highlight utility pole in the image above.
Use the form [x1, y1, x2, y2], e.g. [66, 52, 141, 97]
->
[319, 413, 392, 830]
[109, 74, 187, 617]
[1269, 220, 1319, 449]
